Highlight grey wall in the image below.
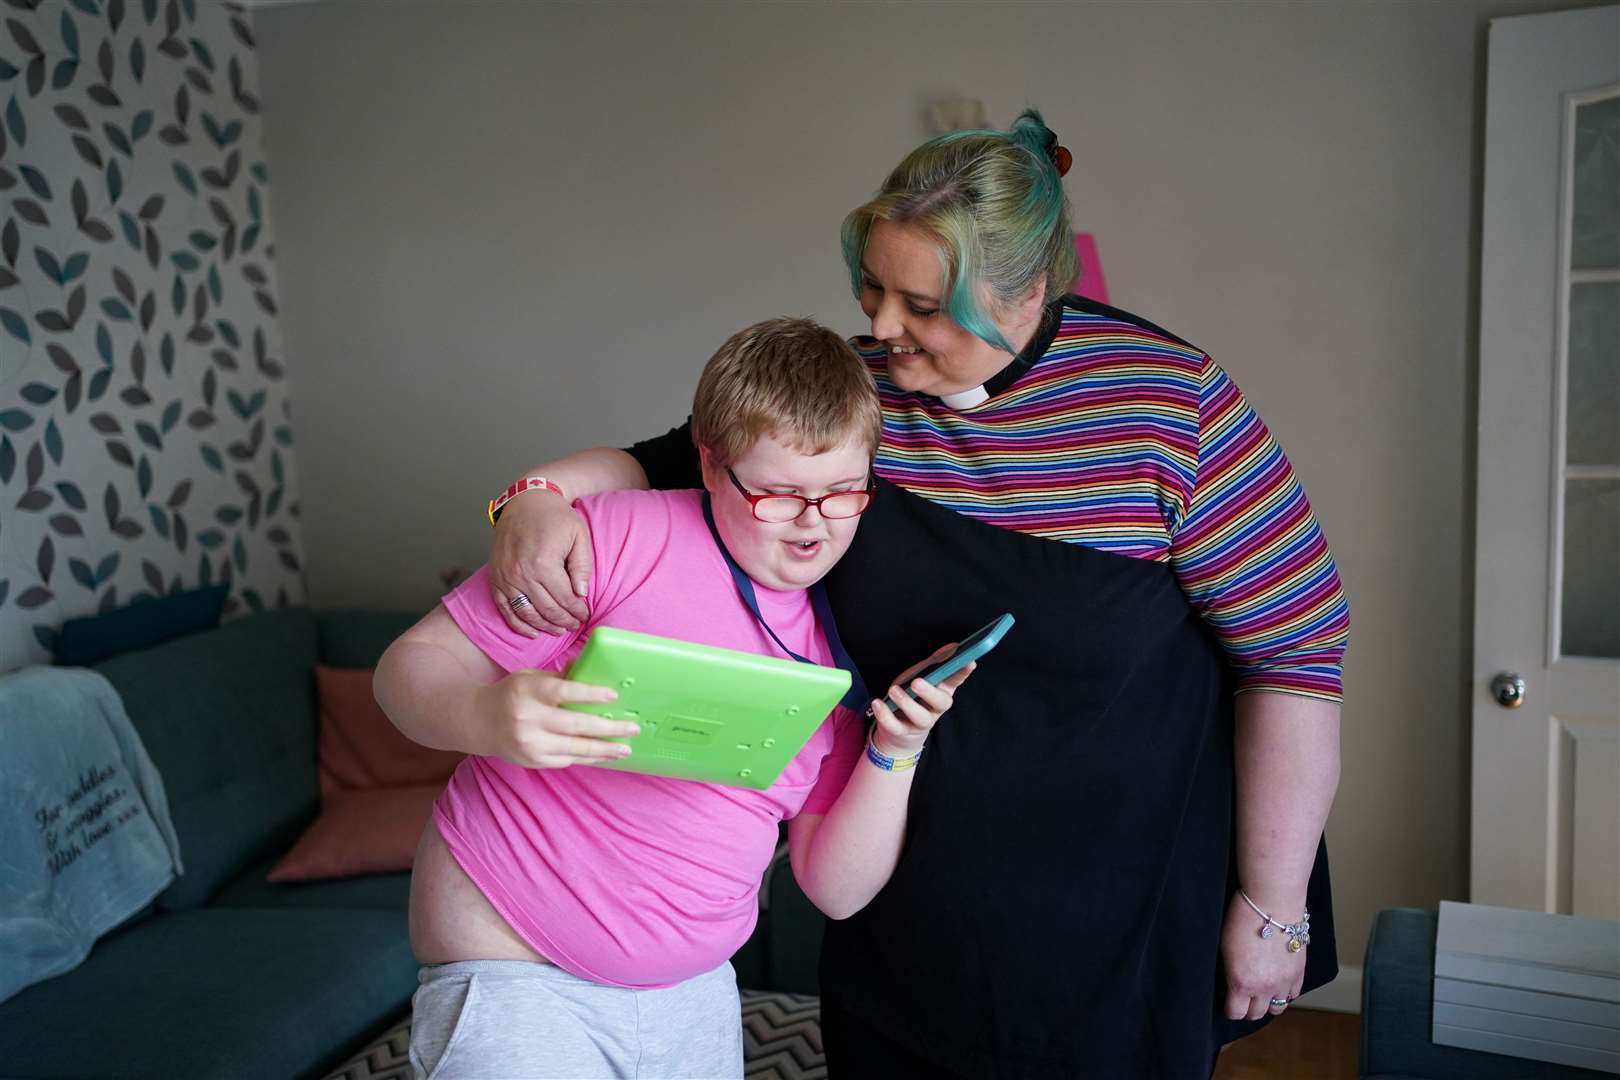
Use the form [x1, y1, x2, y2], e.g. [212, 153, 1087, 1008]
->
[253, 0, 1603, 998]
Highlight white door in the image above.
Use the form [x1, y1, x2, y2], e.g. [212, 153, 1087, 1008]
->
[1473, 5, 1620, 920]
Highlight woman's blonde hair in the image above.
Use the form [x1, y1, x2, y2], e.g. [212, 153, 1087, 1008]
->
[691, 317, 880, 471]
[841, 108, 1077, 353]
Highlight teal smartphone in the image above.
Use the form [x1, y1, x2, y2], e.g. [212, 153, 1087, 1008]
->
[869, 612, 1014, 715]
[917, 612, 1015, 685]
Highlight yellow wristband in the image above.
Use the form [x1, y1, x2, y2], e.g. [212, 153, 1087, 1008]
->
[865, 732, 924, 772]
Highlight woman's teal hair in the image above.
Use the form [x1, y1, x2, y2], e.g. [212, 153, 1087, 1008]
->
[840, 108, 1078, 354]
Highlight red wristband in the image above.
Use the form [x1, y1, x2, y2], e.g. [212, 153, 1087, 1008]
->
[487, 476, 564, 526]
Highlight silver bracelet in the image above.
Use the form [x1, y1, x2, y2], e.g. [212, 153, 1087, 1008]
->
[1238, 889, 1311, 953]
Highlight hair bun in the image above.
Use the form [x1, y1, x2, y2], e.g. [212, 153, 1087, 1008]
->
[1012, 109, 1071, 178]
[1034, 121, 1072, 177]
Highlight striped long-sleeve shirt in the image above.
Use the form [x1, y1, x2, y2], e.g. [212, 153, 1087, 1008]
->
[855, 295, 1349, 701]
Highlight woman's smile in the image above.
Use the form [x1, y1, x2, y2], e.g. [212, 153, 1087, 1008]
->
[860, 220, 1043, 397]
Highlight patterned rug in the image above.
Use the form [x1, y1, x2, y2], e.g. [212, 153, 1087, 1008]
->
[320, 989, 825, 1080]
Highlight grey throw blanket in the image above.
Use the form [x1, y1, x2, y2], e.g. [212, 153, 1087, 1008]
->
[0, 666, 183, 1004]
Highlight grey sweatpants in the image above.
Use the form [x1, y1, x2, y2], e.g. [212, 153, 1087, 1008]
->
[408, 958, 744, 1079]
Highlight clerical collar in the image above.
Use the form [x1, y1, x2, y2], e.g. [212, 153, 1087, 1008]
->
[935, 297, 1065, 410]
[939, 384, 990, 408]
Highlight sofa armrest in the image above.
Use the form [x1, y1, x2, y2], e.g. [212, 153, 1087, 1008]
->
[1360, 908, 1610, 1080]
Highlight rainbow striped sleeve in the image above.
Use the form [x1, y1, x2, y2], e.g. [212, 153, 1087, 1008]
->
[844, 300, 1348, 701]
[1168, 356, 1349, 701]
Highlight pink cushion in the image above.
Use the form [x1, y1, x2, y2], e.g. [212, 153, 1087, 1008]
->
[267, 785, 443, 882]
[313, 665, 463, 793]
[267, 666, 463, 882]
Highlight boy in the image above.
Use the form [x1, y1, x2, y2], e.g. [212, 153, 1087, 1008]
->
[373, 317, 971, 1079]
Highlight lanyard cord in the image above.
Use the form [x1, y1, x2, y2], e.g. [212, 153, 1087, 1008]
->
[701, 493, 869, 712]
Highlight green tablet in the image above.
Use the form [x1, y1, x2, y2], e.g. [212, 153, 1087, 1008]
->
[561, 626, 852, 790]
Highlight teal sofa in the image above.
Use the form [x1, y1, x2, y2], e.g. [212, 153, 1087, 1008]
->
[1360, 908, 1611, 1080]
[0, 607, 824, 1079]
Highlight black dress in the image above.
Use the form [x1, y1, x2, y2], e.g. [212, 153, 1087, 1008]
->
[628, 411, 1336, 1080]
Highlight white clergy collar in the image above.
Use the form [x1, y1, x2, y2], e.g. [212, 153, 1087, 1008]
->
[938, 384, 990, 409]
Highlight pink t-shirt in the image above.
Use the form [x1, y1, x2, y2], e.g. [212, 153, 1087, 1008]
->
[436, 488, 864, 989]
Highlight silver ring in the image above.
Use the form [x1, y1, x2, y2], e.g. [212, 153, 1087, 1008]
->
[1269, 996, 1291, 1008]
[508, 593, 532, 611]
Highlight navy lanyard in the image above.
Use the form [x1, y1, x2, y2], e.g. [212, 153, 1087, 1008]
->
[701, 493, 870, 712]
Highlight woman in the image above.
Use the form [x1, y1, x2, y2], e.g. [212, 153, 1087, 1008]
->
[481, 111, 1346, 1078]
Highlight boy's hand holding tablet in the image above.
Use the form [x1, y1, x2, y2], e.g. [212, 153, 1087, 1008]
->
[472, 668, 637, 770]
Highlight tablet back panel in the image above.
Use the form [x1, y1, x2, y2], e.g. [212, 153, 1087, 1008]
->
[563, 626, 851, 789]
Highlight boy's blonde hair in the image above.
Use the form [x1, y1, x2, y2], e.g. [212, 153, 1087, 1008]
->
[691, 317, 881, 471]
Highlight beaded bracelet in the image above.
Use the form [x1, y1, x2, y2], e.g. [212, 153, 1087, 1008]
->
[864, 733, 923, 772]
[1239, 888, 1311, 953]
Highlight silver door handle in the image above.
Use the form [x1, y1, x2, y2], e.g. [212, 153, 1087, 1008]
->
[1491, 672, 1526, 709]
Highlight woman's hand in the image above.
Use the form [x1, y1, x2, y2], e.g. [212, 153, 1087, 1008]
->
[489, 490, 594, 637]
[472, 669, 638, 769]
[868, 643, 977, 758]
[1221, 889, 1308, 1021]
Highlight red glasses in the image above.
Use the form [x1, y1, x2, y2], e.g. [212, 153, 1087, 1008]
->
[727, 469, 875, 523]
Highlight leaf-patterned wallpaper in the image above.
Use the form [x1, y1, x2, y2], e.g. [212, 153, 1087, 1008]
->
[0, 0, 303, 670]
